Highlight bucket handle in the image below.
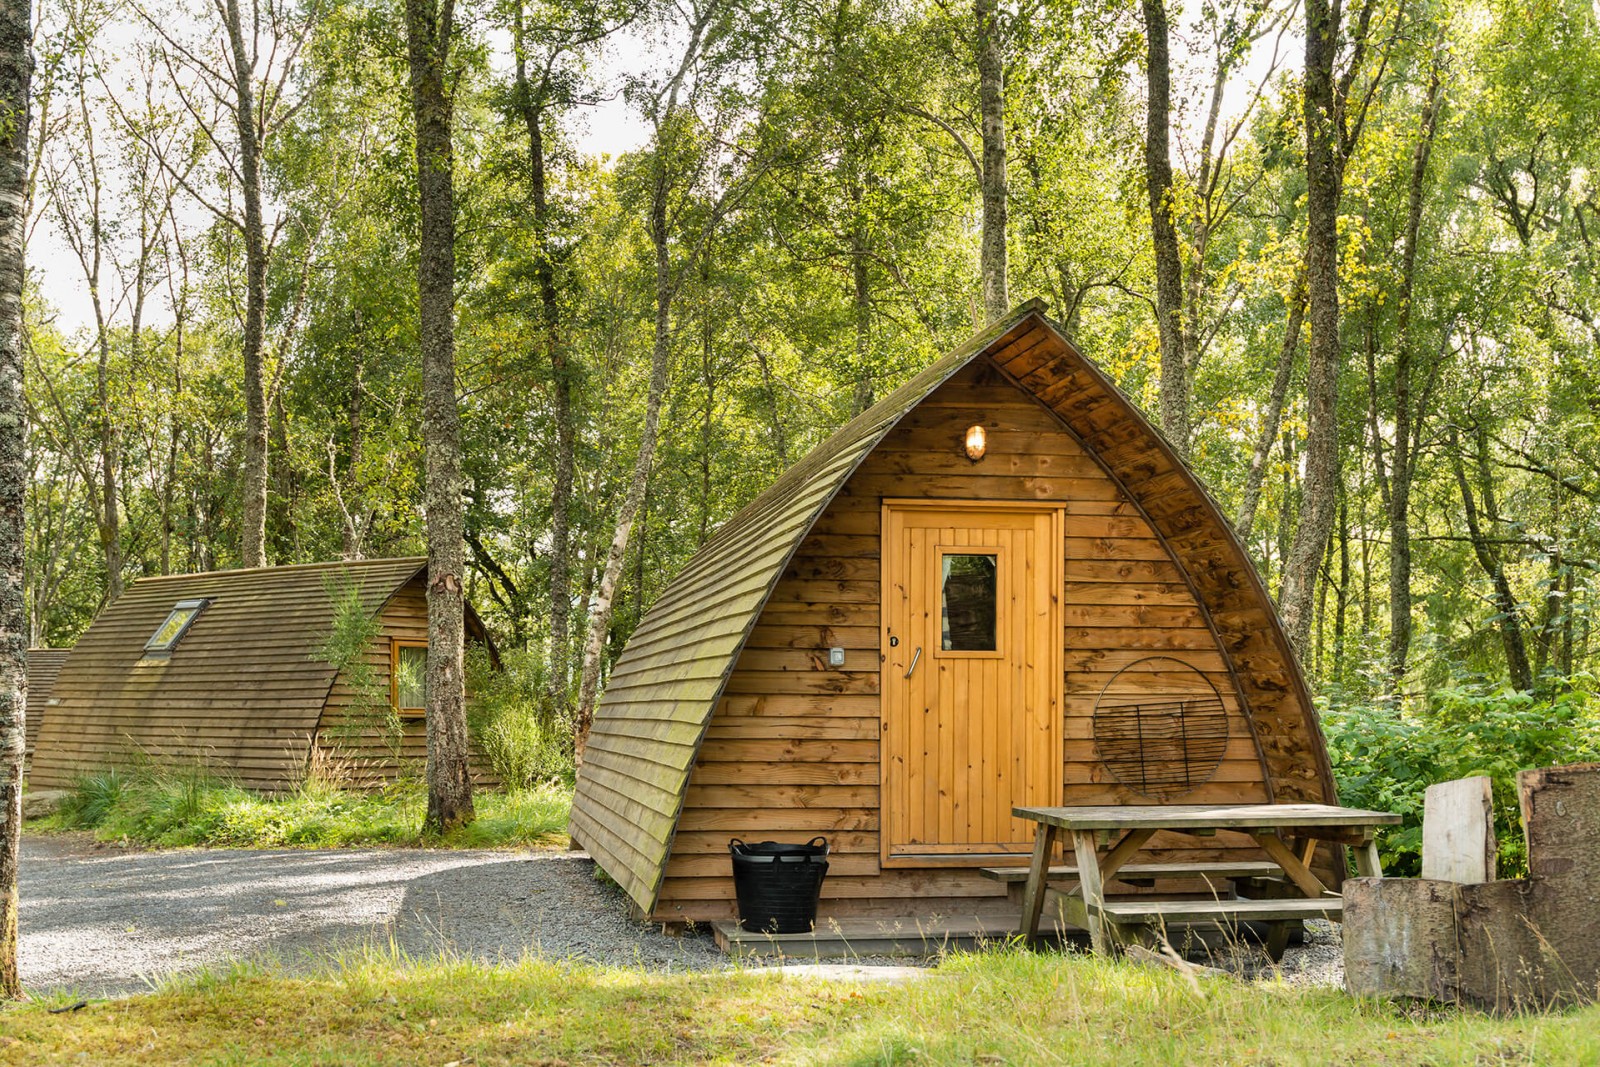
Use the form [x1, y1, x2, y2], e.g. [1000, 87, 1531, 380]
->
[807, 836, 827, 850]
[729, 838, 745, 852]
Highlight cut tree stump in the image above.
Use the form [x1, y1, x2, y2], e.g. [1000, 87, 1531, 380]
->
[1344, 764, 1600, 1013]
[1421, 776, 1495, 884]
[1343, 878, 1459, 1001]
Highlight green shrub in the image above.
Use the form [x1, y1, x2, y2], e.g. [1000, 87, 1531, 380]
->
[44, 763, 569, 850]
[467, 646, 574, 789]
[58, 767, 130, 826]
[1324, 681, 1600, 876]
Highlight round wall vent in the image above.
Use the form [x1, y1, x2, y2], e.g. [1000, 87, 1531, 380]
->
[1092, 656, 1229, 800]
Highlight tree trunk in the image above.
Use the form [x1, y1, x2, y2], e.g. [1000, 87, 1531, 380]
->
[512, 10, 575, 705]
[1141, 0, 1189, 458]
[572, 8, 717, 758]
[574, 193, 676, 759]
[92, 291, 122, 601]
[0, 0, 30, 999]
[1450, 425, 1534, 691]
[1278, 0, 1345, 657]
[1334, 490, 1350, 684]
[1235, 280, 1306, 541]
[850, 188, 874, 414]
[754, 344, 788, 463]
[699, 266, 715, 546]
[405, 0, 474, 832]
[340, 344, 366, 560]
[975, 0, 1007, 323]
[1385, 68, 1442, 692]
[221, 0, 270, 569]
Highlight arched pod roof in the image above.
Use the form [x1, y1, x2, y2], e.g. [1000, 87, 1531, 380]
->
[571, 302, 1335, 916]
[29, 557, 499, 791]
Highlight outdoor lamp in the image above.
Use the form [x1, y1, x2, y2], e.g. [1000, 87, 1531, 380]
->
[964, 424, 987, 461]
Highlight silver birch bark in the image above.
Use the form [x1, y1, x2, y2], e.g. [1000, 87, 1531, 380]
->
[975, 0, 1007, 322]
[0, 0, 29, 1000]
[405, 0, 474, 831]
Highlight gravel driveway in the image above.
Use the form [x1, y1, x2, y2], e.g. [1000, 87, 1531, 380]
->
[18, 834, 722, 997]
[18, 834, 1343, 997]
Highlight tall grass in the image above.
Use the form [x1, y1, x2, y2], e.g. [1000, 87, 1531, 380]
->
[41, 765, 571, 850]
[5, 945, 1599, 1065]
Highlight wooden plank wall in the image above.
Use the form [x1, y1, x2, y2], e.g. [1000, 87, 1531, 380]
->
[654, 362, 1270, 923]
[23, 562, 426, 792]
[315, 576, 500, 788]
[23, 648, 68, 771]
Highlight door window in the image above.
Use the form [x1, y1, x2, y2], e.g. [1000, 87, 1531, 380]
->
[940, 552, 998, 651]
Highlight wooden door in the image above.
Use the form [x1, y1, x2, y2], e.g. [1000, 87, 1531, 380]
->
[880, 501, 1063, 865]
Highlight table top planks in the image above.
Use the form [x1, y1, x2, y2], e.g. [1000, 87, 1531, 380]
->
[1012, 803, 1403, 831]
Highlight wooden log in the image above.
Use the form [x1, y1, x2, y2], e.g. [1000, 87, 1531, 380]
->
[1421, 776, 1496, 884]
[1453, 879, 1552, 1013]
[1342, 877, 1460, 1001]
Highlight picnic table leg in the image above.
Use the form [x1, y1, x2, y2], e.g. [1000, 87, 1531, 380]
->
[1353, 838, 1383, 878]
[1019, 823, 1058, 945]
[1251, 831, 1329, 899]
[1070, 829, 1108, 954]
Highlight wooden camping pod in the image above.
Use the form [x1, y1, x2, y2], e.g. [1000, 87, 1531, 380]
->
[570, 303, 1338, 924]
[23, 647, 68, 770]
[27, 558, 501, 792]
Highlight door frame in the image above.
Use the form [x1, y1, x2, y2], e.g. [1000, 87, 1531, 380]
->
[878, 498, 1065, 867]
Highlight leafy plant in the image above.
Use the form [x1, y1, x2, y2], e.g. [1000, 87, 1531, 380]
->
[314, 573, 405, 764]
[466, 646, 573, 789]
[43, 765, 570, 849]
[1324, 681, 1600, 876]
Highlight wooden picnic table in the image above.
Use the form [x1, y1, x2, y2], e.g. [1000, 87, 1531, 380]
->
[1013, 803, 1403, 954]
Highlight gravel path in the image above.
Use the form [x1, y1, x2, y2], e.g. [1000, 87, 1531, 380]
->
[18, 834, 1344, 996]
[19, 834, 722, 996]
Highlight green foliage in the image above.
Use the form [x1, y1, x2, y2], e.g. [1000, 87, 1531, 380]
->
[42, 765, 570, 850]
[315, 573, 404, 761]
[466, 646, 574, 789]
[54, 767, 129, 827]
[1325, 682, 1600, 876]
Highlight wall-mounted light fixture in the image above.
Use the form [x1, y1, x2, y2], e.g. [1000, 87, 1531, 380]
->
[964, 424, 987, 462]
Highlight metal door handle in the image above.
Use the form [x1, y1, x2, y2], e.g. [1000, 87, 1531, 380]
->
[904, 646, 922, 679]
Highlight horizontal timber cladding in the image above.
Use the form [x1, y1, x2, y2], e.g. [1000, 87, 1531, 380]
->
[28, 557, 500, 793]
[313, 578, 499, 789]
[571, 303, 1338, 923]
[654, 360, 1271, 923]
[23, 648, 68, 768]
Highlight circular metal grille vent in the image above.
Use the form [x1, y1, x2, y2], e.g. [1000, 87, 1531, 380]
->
[1092, 656, 1228, 800]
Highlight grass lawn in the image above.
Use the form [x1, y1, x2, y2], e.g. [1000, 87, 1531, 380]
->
[1, 949, 1593, 1065]
[26, 771, 571, 850]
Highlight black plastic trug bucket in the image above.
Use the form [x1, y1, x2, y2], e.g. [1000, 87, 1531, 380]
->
[729, 837, 829, 934]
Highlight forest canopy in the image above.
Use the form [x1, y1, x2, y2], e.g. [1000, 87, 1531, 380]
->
[21, 0, 1600, 728]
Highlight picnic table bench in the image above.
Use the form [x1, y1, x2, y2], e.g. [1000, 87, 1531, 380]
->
[1013, 803, 1403, 957]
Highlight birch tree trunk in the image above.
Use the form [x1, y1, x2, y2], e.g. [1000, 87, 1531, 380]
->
[1278, 0, 1345, 655]
[574, 173, 676, 759]
[1235, 281, 1307, 541]
[0, 0, 29, 1000]
[220, 0, 270, 569]
[1451, 425, 1534, 690]
[1141, 0, 1189, 457]
[511, 10, 575, 704]
[1385, 68, 1442, 690]
[405, 0, 474, 832]
[573, 2, 720, 759]
[975, 0, 1007, 323]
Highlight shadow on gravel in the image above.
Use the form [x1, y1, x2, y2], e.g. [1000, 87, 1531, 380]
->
[18, 839, 720, 997]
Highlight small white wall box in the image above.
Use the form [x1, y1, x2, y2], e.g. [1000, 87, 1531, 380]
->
[828, 647, 846, 668]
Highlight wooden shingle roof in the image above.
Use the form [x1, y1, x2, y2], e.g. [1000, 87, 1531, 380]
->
[571, 303, 1335, 917]
[28, 557, 441, 790]
[23, 648, 68, 762]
